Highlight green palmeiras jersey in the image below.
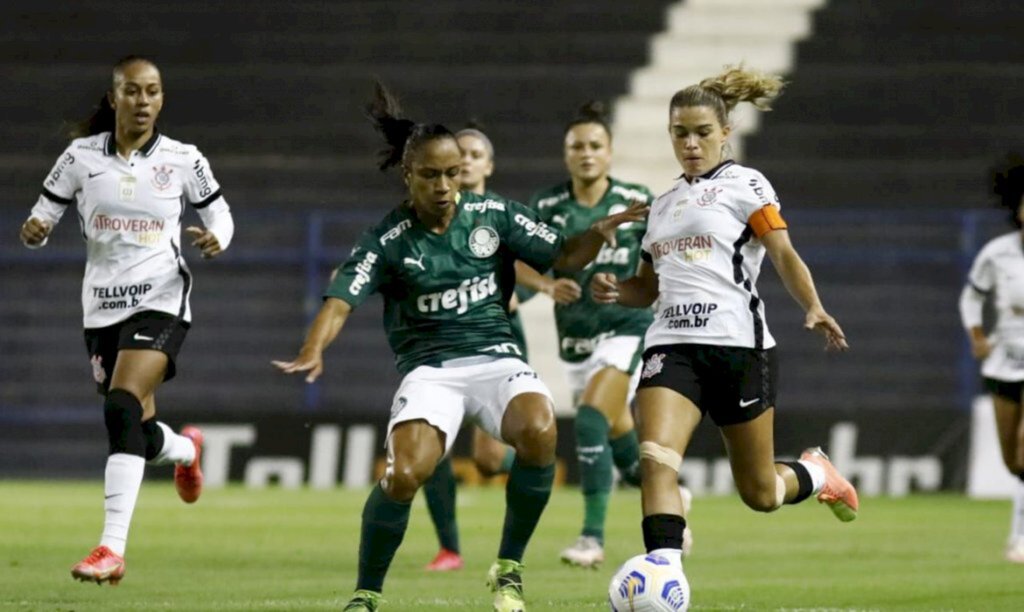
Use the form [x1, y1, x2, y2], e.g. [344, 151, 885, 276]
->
[326, 191, 563, 375]
[530, 177, 655, 362]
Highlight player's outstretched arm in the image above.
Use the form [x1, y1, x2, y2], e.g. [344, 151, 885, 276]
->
[591, 260, 659, 308]
[514, 261, 581, 305]
[762, 229, 848, 351]
[273, 297, 353, 383]
[553, 202, 648, 272]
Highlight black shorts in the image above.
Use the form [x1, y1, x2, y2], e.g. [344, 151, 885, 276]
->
[83, 311, 190, 395]
[985, 378, 1024, 402]
[636, 344, 778, 426]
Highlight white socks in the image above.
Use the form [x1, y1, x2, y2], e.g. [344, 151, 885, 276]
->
[99, 454, 145, 556]
[1010, 480, 1024, 543]
[149, 422, 196, 466]
[650, 547, 683, 570]
[798, 459, 827, 496]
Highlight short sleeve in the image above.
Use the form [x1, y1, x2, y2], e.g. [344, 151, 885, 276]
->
[502, 200, 564, 273]
[184, 147, 224, 209]
[40, 145, 81, 206]
[324, 232, 388, 308]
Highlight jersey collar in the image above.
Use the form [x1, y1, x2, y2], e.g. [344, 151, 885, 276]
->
[104, 129, 162, 158]
[680, 159, 735, 183]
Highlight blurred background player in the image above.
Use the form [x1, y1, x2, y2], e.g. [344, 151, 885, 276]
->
[421, 124, 519, 572]
[591, 66, 858, 573]
[959, 156, 1024, 563]
[517, 101, 691, 568]
[273, 82, 645, 611]
[18, 56, 233, 585]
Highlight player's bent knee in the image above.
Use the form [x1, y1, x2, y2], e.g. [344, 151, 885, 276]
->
[383, 461, 430, 501]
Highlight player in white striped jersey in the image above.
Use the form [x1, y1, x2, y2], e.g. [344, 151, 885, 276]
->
[19, 56, 234, 585]
[959, 158, 1024, 563]
[592, 67, 857, 573]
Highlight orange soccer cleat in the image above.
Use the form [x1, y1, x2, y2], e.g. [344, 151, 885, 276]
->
[71, 545, 125, 585]
[800, 446, 859, 522]
[174, 426, 204, 503]
[425, 548, 464, 571]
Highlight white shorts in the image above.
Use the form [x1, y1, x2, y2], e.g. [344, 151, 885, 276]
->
[386, 357, 554, 453]
[562, 335, 644, 405]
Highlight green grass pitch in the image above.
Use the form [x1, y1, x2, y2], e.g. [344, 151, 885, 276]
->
[1, 482, 1022, 610]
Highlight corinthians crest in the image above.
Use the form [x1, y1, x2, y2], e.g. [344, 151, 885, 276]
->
[468, 225, 499, 258]
[151, 165, 173, 191]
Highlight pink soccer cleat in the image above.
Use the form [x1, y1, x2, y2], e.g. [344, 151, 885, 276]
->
[425, 548, 464, 571]
[174, 426, 204, 503]
[800, 446, 859, 522]
[71, 545, 125, 585]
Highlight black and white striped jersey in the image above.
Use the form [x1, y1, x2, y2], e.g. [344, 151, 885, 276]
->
[641, 161, 780, 350]
[26, 130, 234, 328]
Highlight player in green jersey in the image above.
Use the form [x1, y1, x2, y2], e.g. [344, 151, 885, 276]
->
[517, 102, 692, 568]
[421, 125, 520, 573]
[274, 84, 645, 612]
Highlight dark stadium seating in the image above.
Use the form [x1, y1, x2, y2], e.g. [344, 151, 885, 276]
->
[744, 0, 1024, 209]
[0, 0, 675, 428]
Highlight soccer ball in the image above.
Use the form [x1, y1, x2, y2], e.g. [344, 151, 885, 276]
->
[607, 553, 690, 611]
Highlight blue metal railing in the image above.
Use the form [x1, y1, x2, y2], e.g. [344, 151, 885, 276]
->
[0, 208, 1009, 413]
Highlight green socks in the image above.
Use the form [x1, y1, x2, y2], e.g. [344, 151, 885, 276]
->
[357, 484, 412, 593]
[498, 447, 516, 474]
[422, 456, 460, 553]
[576, 405, 613, 542]
[497, 460, 555, 562]
[610, 429, 642, 487]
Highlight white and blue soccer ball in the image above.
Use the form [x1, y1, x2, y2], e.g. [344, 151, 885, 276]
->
[607, 553, 690, 611]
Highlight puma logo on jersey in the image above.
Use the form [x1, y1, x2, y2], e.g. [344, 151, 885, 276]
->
[403, 255, 426, 271]
[551, 214, 567, 227]
[416, 273, 498, 315]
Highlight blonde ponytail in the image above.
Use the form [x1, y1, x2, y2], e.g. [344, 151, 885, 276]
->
[671, 65, 785, 125]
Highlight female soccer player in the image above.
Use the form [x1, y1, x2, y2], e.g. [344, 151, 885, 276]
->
[959, 158, 1024, 563]
[274, 83, 644, 611]
[591, 66, 858, 571]
[519, 101, 691, 568]
[19, 56, 233, 585]
[420, 125, 520, 572]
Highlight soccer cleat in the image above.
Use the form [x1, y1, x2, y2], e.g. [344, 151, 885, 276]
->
[174, 426, 204, 503]
[70, 545, 125, 585]
[1006, 538, 1024, 564]
[342, 589, 383, 611]
[559, 535, 605, 568]
[800, 446, 859, 522]
[487, 558, 526, 612]
[425, 548, 463, 571]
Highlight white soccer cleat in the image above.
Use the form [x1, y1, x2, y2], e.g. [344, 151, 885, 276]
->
[560, 535, 605, 568]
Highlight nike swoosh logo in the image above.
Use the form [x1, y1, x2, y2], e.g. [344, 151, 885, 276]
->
[104, 493, 122, 500]
[88, 171, 106, 179]
[739, 398, 760, 408]
[133, 333, 154, 341]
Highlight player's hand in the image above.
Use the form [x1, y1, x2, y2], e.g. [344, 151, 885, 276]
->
[544, 278, 582, 305]
[969, 335, 992, 360]
[186, 226, 223, 258]
[590, 201, 648, 248]
[20, 217, 51, 247]
[804, 307, 848, 351]
[272, 346, 325, 383]
[591, 272, 619, 304]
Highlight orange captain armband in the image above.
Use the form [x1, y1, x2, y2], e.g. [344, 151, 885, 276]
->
[747, 205, 787, 238]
